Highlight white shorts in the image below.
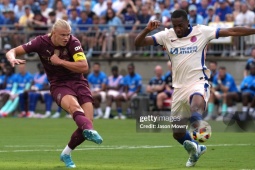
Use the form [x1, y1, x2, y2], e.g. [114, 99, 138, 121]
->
[99, 91, 106, 102]
[171, 81, 210, 118]
[107, 90, 120, 98]
[121, 92, 137, 101]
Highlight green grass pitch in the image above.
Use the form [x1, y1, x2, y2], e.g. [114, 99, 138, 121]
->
[0, 118, 254, 170]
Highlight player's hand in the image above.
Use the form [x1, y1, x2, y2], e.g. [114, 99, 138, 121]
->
[146, 20, 161, 32]
[8, 58, 26, 67]
[50, 54, 62, 65]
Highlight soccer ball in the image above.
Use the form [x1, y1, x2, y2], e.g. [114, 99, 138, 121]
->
[190, 121, 212, 143]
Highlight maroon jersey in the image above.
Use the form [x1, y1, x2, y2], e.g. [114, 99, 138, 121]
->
[22, 35, 85, 85]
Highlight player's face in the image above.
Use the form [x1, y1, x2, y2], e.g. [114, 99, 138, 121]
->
[128, 66, 134, 74]
[93, 64, 100, 74]
[53, 27, 71, 46]
[218, 69, 226, 79]
[112, 70, 118, 77]
[171, 17, 189, 38]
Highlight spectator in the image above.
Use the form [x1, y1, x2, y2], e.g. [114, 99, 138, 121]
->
[100, 0, 117, 17]
[158, 0, 171, 19]
[68, 8, 80, 34]
[47, 11, 57, 27]
[18, 63, 49, 117]
[206, 66, 239, 121]
[203, 5, 220, 25]
[215, 0, 232, 21]
[2, 9, 22, 47]
[144, 0, 155, 15]
[76, 10, 93, 57]
[114, 4, 137, 58]
[92, 0, 107, 16]
[13, 0, 25, 20]
[0, 64, 33, 117]
[87, 63, 107, 119]
[235, 2, 255, 27]
[232, 0, 241, 19]
[240, 63, 255, 119]
[156, 61, 173, 111]
[146, 65, 165, 110]
[179, 0, 190, 14]
[208, 60, 218, 83]
[112, 0, 126, 14]
[84, 1, 96, 18]
[39, 0, 53, 19]
[149, 8, 168, 27]
[90, 15, 107, 58]
[115, 63, 142, 119]
[0, 0, 14, 13]
[188, 4, 204, 26]
[247, 0, 255, 13]
[0, 63, 16, 110]
[54, 0, 67, 20]
[134, 0, 143, 15]
[67, 0, 82, 18]
[26, 0, 41, 14]
[244, 47, 255, 77]
[135, 5, 151, 30]
[27, 10, 48, 36]
[18, 5, 34, 30]
[197, 0, 210, 18]
[104, 66, 123, 119]
[105, 9, 125, 57]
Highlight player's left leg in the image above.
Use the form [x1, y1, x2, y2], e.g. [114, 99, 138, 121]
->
[184, 94, 208, 167]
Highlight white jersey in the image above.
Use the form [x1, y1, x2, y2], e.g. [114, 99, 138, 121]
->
[152, 25, 220, 88]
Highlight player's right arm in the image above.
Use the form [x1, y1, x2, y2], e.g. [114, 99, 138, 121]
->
[6, 46, 26, 67]
[134, 20, 161, 47]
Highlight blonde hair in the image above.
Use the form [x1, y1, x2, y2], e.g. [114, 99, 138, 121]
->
[51, 19, 71, 34]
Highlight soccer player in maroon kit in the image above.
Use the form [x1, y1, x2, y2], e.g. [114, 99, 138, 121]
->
[5, 19, 103, 168]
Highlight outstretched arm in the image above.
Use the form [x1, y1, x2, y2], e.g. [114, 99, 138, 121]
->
[6, 46, 26, 67]
[134, 20, 161, 47]
[219, 27, 255, 37]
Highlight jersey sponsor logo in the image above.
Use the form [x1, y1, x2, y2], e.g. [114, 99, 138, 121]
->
[170, 46, 198, 55]
[74, 46, 81, 51]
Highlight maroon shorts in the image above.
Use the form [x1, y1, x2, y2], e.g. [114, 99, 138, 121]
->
[50, 79, 93, 106]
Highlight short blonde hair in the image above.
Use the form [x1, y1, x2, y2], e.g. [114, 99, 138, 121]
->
[51, 19, 71, 33]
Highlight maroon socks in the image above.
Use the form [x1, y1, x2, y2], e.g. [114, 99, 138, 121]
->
[72, 111, 93, 130]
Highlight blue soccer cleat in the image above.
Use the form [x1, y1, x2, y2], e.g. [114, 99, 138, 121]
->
[60, 154, 76, 168]
[183, 140, 207, 167]
[83, 129, 103, 144]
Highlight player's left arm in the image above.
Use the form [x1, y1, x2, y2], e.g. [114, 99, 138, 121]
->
[50, 41, 89, 74]
[218, 27, 255, 37]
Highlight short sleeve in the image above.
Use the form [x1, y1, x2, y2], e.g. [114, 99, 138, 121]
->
[22, 36, 41, 53]
[200, 25, 220, 41]
[151, 30, 166, 46]
[68, 38, 86, 61]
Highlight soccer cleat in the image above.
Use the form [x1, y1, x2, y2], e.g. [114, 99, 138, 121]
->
[83, 129, 103, 144]
[60, 154, 76, 168]
[184, 140, 198, 167]
[184, 140, 207, 167]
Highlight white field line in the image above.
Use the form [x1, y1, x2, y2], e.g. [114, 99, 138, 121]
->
[0, 143, 252, 153]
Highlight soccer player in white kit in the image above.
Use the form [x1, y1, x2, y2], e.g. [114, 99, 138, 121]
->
[135, 9, 255, 167]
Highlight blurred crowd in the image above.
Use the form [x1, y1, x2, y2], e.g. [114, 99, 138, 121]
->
[1, 0, 255, 58]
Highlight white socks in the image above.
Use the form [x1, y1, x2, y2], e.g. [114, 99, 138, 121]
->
[104, 106, 111, 118]
[62, 145, 72, 155]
